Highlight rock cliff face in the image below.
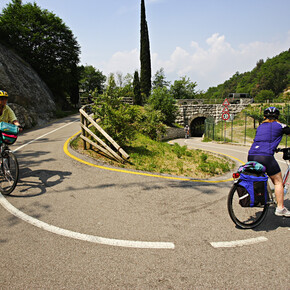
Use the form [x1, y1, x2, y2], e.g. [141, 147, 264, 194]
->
[0, 43, 56, 128]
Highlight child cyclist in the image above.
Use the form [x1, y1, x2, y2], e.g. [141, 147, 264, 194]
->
[248, 107, 290, 217]
[0, 90, 22, 130]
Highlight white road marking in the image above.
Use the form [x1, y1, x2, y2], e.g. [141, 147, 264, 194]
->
[0, 193, 175, 249]
[210, 237, 268, 248]
[13, 122, 75, 152]
[1, 121, 175, 249]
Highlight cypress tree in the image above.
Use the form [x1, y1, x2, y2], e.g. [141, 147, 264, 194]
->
[140, 0, 152, 100]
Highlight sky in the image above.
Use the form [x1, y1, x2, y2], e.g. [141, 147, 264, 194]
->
[1, 0, 289, 91]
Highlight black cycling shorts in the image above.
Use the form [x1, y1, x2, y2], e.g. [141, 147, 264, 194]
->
[248, 155, 281, 176]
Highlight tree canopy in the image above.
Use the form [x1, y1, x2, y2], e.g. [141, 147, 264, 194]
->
[79, 65, 106, 96]
[152, 68, 171, 89]
[170, 76, 198, 99]
[0, 0, 81, 105]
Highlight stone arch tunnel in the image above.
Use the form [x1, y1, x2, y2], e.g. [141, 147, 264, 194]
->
[189, 116, 207, 137]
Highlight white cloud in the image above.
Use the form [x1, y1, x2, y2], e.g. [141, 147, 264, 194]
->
[156, 33, 290, 90]
[103, 48, 139, 77]
[102, 32, 290, 90]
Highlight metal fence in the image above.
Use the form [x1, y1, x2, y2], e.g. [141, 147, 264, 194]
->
[204, 105, 290, 146]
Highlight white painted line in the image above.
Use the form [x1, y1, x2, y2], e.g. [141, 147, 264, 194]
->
[210, 236, 268, 248]
[13, 121, 75, 152]
[0, 193, 175, 249]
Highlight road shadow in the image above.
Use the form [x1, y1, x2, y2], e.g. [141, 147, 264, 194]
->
[238, 200, 290, 232]
[11, 167, 72, 197]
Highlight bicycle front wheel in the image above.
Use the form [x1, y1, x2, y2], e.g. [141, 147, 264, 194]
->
[0, 151, 19, 195]
[227, 184, 269, 229]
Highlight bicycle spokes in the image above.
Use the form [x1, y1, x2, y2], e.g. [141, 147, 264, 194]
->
[0, 152, 19, 195]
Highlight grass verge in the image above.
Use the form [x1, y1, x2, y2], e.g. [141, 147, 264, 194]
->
[71, 134, 235, 179]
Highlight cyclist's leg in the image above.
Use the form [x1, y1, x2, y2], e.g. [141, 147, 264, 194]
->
[270, 172, 284, 209]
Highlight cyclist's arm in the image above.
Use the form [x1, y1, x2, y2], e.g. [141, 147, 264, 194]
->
[5, 105, 17, 123]
[5, 106, 22, 131]
[12, 120, 23, 132]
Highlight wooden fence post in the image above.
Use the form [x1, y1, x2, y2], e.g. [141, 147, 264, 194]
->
[79, 106, 130, 162]
[80, 113, 87, 150]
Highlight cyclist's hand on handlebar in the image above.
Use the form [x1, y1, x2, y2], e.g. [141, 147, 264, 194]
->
[16, 124, 24, 132]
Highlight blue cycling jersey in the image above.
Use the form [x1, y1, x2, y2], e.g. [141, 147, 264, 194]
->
[248, 121, 290, 156]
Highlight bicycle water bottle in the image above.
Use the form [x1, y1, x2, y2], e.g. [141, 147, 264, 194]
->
[284, 183, 289, 196]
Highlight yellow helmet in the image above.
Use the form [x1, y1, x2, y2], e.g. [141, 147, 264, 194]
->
[0, 90, 8, 98]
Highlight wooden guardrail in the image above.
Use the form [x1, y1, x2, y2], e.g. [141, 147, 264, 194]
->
[79, 105, 130, 163]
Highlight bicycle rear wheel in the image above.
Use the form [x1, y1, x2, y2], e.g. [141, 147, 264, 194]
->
[0, 151, 19, 195]
[227, 184, 269, 229]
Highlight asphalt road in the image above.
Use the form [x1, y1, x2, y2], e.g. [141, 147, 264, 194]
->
[1, 115, 289, 289]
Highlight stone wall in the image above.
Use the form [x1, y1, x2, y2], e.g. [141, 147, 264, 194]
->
[161, 127, 184, 141]
[0, 44, 56, 128]
[176, 103, 249, 126]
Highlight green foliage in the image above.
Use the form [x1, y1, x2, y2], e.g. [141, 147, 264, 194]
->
[244, 104, 289, 124]
[92, 75, 167, 146]
[148, 87, 178, 125]
[138, 105, 166, 140]
[140, 0, 152, 99]
[133, 70, 142, 105]
[79, 65, 106, 96]
[172, 143, 187, 158]
[92, 92, 141, 148]
[197, 153, 230, 175]
[203, 50, 290, 100]
[255, 90, 275, 103]
[0, 0, 80, 104]
[170, 76, 198, 99]
[152, 68, 171, 89]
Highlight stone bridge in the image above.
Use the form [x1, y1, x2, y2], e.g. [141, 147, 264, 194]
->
[175, 99, 251, 137]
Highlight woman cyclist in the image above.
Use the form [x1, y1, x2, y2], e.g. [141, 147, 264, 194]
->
[0, 90, 21, 128]
[248, 107, 290, 217]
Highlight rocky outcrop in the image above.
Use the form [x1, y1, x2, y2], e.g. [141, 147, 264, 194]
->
[0, 43, 56, 128]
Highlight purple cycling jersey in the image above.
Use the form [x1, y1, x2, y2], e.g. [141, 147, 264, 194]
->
[248, 121, 290, 156]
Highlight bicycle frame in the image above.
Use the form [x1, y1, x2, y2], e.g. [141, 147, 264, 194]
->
[282, 160, 290, 191]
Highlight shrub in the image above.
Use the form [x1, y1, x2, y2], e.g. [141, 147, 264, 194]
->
[148, 87, 178, 125]
[93, 93, 141, 147]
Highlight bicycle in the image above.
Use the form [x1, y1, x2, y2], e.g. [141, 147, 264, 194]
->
[227, 147, 290, 229]
[0, 123, 22, 195]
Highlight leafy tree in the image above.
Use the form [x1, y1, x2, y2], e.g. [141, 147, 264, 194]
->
[79, 65, 106, 96]
[170, 76, 198, 99]
[152, 68, 170, 89]
[138, 105, 166, 140]
[148, 87, 178, 125]
[92, 91, 141, 147]
[116, 73, 135, 99]
[0, 0, 80, 104]
[254, 90, 275, 103]
[123, 73, 134, 87]
[106, 73, 118, 97]
[257, 63, 289, 95]
[140, 0, 151, 99]
[133, 70, 142, 105]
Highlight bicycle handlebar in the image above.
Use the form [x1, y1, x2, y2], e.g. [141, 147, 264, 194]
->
[16, 125, 24, 130]
[276, 147, 290, 153]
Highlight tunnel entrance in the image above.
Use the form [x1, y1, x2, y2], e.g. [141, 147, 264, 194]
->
[190, 117, 206, 137]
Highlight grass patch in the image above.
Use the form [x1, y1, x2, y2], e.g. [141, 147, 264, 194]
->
[71, 134, 234, 178]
